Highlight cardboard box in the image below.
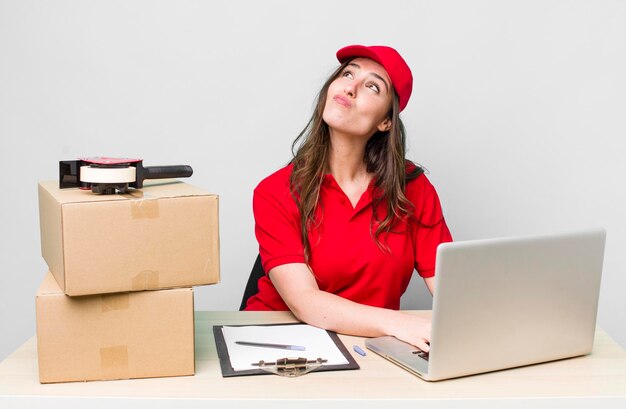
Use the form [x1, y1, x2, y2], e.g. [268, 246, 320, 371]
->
[36, 271, 195, 383]
[38, 180, 220, 296]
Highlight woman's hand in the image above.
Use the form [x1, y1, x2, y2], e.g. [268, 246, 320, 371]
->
[386, 312, 432, 352]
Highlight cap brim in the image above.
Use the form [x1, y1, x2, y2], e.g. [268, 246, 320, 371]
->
[336, 45, 384, 67]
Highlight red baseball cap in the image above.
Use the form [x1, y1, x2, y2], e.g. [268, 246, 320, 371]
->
[336, 45, 413, 112]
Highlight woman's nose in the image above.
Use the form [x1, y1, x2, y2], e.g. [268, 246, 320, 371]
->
[344, 81, 356, 97]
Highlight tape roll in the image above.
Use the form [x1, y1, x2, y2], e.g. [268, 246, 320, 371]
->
[80, 166, 136, 183]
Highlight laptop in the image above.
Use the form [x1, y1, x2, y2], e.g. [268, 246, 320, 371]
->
[365, 228, 606, 381]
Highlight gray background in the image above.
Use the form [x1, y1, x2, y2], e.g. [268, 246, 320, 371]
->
[1, 0, 625, 361]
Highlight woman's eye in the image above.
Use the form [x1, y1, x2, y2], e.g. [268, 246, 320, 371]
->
[367, 83, 380, 93]
[342, 70, 353, 79]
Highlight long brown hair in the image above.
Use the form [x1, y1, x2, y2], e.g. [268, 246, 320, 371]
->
[290, 60, 422, 261]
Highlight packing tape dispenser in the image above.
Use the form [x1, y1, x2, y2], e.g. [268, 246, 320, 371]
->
[59, 157, 193, 194]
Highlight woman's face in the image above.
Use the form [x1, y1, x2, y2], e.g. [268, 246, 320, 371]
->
[322, 57, 393, 138]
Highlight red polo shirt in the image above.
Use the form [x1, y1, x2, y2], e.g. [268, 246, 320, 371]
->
[245, 163, 452, 311]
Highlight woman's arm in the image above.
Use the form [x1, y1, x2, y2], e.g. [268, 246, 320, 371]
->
[269, 263, 433, 352]
[424, 276, 435, 295]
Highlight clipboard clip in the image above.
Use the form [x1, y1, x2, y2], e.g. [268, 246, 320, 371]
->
[251, 357, 327, 377]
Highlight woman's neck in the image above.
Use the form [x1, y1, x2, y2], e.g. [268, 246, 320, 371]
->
[327, 131, 371, 185]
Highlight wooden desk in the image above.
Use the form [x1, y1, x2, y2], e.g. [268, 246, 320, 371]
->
[1, 311, 625, 408]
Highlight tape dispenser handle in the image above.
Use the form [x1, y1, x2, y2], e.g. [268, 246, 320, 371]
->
[134, 164, 193, 188]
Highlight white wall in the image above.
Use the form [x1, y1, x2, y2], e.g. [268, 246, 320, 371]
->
[1, 0, 624, 361]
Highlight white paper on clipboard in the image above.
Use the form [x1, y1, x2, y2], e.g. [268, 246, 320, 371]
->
[221, 324, 350, 370]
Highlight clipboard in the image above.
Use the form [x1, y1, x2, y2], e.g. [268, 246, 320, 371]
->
[213, 323, 360, 377]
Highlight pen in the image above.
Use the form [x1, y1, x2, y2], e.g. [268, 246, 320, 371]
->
[235, 341, 306, 351]
[353, 345, 367, 356]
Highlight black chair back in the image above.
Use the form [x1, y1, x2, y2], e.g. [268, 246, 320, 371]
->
[239, 254, 265, 310]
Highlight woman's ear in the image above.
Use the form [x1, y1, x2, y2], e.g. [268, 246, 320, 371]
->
[377, 117, 392, 132]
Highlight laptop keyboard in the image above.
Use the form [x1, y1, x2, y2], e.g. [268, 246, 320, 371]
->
[413, 350, 429, 361]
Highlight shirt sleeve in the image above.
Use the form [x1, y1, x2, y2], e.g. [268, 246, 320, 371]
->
[253, 171, 306, 273]
[410, 175, 453, 278]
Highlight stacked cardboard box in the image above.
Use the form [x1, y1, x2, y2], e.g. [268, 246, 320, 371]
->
[36, 180, 220, 383]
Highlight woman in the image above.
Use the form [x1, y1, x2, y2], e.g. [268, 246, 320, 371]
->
[245, 45, 452, 352]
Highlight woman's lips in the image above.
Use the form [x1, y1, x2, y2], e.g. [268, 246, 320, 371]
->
[333, 95, 352, 108]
